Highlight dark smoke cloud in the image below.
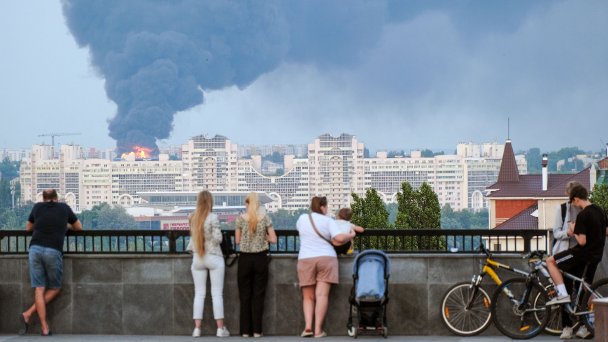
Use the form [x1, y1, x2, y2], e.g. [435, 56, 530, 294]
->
[61, 0, 389, 153]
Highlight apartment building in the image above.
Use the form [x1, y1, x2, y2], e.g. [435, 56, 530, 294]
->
[20, 135, 523, 212]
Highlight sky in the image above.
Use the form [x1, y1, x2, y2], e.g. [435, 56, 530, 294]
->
[1, 0, 607, 154]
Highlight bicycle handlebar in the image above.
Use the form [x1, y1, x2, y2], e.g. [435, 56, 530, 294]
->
[522, 250, 547, 260]
[478, 243, 491, 257]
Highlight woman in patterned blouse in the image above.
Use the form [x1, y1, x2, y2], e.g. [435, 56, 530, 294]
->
[188, 190, 230, 338]
[234, 192, 277, 337]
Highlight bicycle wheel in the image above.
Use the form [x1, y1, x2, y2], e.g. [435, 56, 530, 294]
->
[491, 277, 551, 339]
[537, 285, 562, 335]
[441, 282, 492, 336]
[581, 277, 608, 334]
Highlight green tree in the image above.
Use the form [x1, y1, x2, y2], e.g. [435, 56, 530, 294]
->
[350, 188, 390, 229]
[590, 183, 608, 213]
[525, 148, 542, 174]
[394, 181, 443, 250]
[441, 205, 489, 229]
[267, 208, 308, 229]
[421, 149, 434, 157]
[0, 202, 34, 229]
[0, 158, 19, 180]
[79, 203, 137, 230]
[416, 183, 441, 228]
[394, 182, 416, 229]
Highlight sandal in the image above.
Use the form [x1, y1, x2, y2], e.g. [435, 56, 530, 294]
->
[18, 314, 29, 335]
[301, 329, 313, 337]
[314, 331, 327, 338]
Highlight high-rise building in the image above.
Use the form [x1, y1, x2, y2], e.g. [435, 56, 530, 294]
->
[19, 134, 527, 213]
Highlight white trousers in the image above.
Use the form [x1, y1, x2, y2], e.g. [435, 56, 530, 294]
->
[191, 253, 225, 320]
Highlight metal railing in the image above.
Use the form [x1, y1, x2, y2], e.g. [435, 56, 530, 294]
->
[0, 228, 549, 255]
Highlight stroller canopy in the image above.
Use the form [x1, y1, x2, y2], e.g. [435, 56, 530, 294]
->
[352, 250, 391, 302]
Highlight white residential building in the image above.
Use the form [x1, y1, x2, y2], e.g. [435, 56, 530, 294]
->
[19, 135, 524, 212]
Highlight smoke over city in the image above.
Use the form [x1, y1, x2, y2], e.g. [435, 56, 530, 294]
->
[61, 0, 390, 154]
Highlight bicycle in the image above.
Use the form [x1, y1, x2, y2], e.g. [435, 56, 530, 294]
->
[440, 244, 559, 336]
[491, 256, 608, 339]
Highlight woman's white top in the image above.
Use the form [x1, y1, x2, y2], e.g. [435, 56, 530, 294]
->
[186, 213, 223, 257]
[296, 212, 341, 259]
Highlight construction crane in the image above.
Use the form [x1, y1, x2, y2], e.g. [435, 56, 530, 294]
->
[37, 132, 82, 148]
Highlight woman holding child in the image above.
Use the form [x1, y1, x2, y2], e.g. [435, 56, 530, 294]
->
[296, 196, 356, 337]
[235, 192, 277, 337]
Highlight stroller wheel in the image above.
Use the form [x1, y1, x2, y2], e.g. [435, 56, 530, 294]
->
[347, 326, 356, 337]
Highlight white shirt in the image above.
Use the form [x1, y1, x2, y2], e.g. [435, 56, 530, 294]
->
[296, 212, 341, 259]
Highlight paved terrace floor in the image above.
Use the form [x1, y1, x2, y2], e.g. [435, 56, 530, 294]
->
[0, 335, 576, 342]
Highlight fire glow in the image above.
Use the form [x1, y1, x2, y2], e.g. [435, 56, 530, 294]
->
[121, 145, 153, 160]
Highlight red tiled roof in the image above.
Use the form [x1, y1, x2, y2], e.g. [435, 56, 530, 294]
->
[487, 168, 590, 198]
[494, 204, 538, 230]
[497, 140, 519, 183]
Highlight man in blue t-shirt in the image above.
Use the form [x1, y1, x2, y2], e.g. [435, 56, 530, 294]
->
[20, 189, 82, 336]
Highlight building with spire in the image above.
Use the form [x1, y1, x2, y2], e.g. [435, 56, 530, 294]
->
[486, 139, 594, 234]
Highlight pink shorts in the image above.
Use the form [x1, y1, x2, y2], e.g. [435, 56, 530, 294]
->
[297, 256, 339, 287]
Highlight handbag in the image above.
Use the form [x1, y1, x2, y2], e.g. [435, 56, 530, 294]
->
[308, 213, 352, 255]
[220, 231, 238, 267]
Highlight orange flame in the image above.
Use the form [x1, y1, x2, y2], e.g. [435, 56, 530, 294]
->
[121, 145, 154, 160]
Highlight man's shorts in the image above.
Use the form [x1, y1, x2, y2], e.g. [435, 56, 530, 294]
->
[297, 256, 339, 287]
[29, 245, 63, 288]
[553, 250, 598, 284]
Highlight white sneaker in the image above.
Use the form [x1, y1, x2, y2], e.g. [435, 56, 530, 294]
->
[575, 325, 591, 339]
[546, 294, 570, 306]
[254, 333, 263, 338]
[216, 326, 230, 337]
[559, 326, 574, 339]
[192, 327, 201, 337]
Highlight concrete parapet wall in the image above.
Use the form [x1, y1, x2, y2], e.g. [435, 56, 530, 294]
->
[0, 254, 606, 336]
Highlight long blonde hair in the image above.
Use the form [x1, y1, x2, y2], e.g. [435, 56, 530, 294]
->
[190, 190, 213, 256]
[245, 192, 260, 233]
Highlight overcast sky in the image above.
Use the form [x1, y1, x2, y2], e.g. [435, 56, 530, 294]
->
[1, 0, 607, 153]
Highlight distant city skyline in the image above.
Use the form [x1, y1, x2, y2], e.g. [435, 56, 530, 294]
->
[1, 1, 607, 153]
[2, 133, 606, 156]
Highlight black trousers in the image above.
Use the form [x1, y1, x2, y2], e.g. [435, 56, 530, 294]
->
[238, 251, 269, 335]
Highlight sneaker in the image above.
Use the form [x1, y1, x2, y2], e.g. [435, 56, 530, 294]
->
[192, 327, 201, 337]
[216, 326, 230, 337]
[546, 295, 570, 306]
[253, 333, 263, 338]
[559, 326, 574, 339]
[575, 325, 591, 339]
[242, 334, 250, 338]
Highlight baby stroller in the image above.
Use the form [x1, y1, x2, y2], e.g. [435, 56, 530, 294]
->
[347, 249, 390, 338]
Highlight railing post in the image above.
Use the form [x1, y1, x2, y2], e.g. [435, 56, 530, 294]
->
[167, 231, 178, 254]
[523, 231, 531, 252]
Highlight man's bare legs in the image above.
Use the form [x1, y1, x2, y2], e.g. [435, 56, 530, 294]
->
[22, 287, 60, 335]
[546, 256, 565, 286]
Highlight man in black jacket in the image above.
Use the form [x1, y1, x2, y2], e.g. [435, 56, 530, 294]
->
[20, 189, 82, 336]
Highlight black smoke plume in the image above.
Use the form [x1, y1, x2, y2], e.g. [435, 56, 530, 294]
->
[61, 0, 390, 153]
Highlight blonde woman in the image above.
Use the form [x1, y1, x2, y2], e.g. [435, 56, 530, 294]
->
[188, 190, 230, 338]
[235, 192, 277, 337]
